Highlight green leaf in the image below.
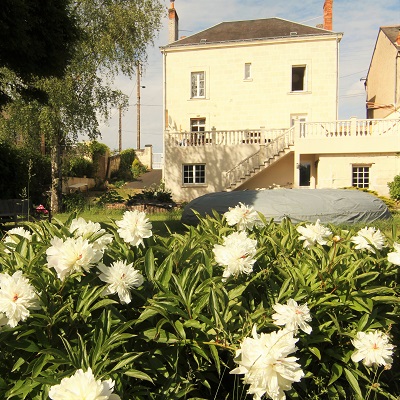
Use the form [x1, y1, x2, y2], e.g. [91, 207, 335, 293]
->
[183, 319, 204, 330]
[209, 344, 221, 375]
[142, 328, 178, 343]
[174, 320, 186, 340]
[31, 353, 51, 378]
[89, 298, 117, 312]
[155, 255, 173, 286]
[144, 248, 155, 281]
[124, 369, 154, 383]
[344, 368, 363, 400]
[111, 353, 142, 372]
[11, 357, 26, 372]
[328, 363, 343, 386]
[357, 314, 370, 331]
[6, 339, 40, 352]
[308, 346, 321, 360]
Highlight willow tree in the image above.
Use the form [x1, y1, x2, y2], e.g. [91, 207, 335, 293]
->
[0, 0, 164, 212]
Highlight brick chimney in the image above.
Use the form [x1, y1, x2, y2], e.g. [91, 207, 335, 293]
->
[168, 1, 179, 43]
[396, 29, 400, 46]
[323, 0, 333, 30]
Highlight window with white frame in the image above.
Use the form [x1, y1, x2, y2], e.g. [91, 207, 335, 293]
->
[244, 63, 252, 80]
[352, 165, 370, 188]
[291, 65, 306, 92]
[190, 118, 206, 132]
[183, 164, 205, 184]
[191, 71, 205, 98]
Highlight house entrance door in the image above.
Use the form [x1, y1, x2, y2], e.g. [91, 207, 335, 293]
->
[299, 163, 311, 187]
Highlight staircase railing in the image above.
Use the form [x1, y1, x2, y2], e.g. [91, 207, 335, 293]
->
[224, 127, 294, 188]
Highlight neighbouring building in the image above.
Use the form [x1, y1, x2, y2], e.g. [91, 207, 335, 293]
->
[161, 1, 400, 202]
[366, 25, 400, 119]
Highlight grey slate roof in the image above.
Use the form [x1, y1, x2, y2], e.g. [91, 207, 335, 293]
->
[166, 17, 339, 47]
[381, 25, 400, 48]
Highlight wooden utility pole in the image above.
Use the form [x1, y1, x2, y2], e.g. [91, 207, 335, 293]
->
[118, 105, 122, 152]
[136, 63, 141, 150]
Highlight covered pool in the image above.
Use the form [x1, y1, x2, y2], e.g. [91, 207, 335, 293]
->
[181, 189, 392, 225]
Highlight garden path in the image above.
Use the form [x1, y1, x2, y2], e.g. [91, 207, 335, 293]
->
[125, 169, 162, 189]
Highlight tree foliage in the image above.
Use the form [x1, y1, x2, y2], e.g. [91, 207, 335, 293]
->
[0, 0, 78, 106]
[0, 0, 164, 212]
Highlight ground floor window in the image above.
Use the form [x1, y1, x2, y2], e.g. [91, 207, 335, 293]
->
[183, 164, 205, 184]
[352, 165, 370, 188]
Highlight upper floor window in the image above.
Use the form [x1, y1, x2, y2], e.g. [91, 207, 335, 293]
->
[244, 63, 252, 80]
[291, 65, 306, 92]
[352, 165, 370, 188]
[191, 71, 205, 98]
[190, 118, 205, 132]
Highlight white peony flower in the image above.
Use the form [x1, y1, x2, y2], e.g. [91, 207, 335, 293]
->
[350, 227, 385, 254]
[296, 219, 332, 248]
[213, 231, 257, 280]
[3, 227, 32, 253]
[387, 242, 400, 266]
[351, 330, 394, 367]
[49, 367, 121, 400]
[224, 202, 263, 231]
[98, 260, 144, 304]
[272, 299, 312, 334]
[0, 270, 40, 328]
[115, 210, 152, 247]
[46, 236, 103, 281]
[69, 217, 113, 252]
[230, 325, 304, 400]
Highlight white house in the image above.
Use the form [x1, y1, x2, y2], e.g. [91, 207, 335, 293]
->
[366, 25, 400, 119]
[161, 1, 400, 202]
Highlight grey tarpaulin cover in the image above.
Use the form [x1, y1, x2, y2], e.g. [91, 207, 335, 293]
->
[181, 189, 392, 225]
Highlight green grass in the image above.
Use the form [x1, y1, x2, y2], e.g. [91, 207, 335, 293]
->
[50, 208, 400, 237]
[52, 207, 185, 235]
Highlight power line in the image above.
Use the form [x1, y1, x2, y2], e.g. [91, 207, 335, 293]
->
[340, 69, 368, 78]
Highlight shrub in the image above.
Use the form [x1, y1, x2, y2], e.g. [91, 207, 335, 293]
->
[62, 192, 87, 212]
[126, 181, 173, 206]
[0, 141, 51, 203]
[388, 174, 400, 201]
[96, 189, 125, 206]
[0, 209, 399, 399]
[64, 156, 94, 178]
[131, 158, 147, 179]
[110, 148, 137, 182]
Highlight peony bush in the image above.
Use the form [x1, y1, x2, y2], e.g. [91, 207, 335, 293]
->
[0, 205, 399, 399]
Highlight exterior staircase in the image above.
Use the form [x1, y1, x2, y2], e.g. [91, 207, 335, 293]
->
[224, 127, 294, 190]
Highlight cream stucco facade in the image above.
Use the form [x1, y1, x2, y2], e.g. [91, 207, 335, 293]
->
[161, 16, 400, 203]
[163, 35, 340, 133]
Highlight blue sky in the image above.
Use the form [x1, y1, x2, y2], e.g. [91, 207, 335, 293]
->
[95, 0, 400, 153]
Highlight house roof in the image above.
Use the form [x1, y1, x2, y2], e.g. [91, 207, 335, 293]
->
[381, 25, 400, 48]
[164, 17, 340, 48]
